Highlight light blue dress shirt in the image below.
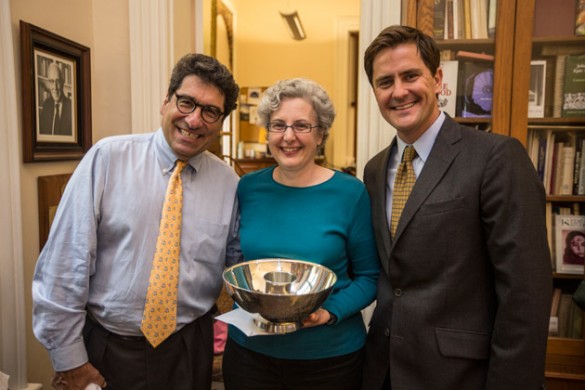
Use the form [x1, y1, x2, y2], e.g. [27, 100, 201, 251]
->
[32, 129, 242, 371]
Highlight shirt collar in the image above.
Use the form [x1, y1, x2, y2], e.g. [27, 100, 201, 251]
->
[396, 111, 445, 164]
[154, 128, 204, 174]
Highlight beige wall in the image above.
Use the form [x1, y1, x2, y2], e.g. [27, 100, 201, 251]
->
[231, 0, 359, 168]
[10, 0, 130, 387]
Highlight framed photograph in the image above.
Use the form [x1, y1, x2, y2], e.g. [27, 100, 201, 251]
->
[528, 60, 547, 118]
[554, 214, 585, 274]
[20, 21, 91, 162]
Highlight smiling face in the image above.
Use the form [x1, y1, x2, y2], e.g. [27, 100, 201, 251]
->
[571, 235, 585, 258]
[372, 43, 442, 144]
[47, 63, 64, 102]
[160, 74, 225, 160]
[267, 97, 323, 174]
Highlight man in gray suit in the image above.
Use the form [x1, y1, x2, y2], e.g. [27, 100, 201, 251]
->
[39, 62, 72, 136]
[361, 25, 552, 389]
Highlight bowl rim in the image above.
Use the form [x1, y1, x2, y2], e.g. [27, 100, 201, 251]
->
[222, 258, 337, 296]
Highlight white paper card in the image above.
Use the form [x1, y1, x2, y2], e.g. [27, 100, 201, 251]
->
[216, 308, 273, 337]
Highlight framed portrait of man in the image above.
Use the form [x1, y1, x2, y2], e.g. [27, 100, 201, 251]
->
[34, 51, 77, 142]
[20, 21, 91, 162]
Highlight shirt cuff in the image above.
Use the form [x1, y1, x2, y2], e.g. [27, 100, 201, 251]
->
[49, 339, 89, 372]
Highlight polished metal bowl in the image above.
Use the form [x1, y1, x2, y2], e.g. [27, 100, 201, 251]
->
[222, 258, 337, 333]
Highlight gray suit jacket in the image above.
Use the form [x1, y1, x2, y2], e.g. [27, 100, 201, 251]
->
[361, 116, 552, 390]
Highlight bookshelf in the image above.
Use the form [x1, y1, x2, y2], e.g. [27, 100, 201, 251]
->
[407, 0, 585, 388]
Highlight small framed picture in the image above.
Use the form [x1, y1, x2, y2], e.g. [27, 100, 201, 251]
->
[554, 214, 585, 274]
[528, 60, 546, 118]
[20, 21, 92, 162]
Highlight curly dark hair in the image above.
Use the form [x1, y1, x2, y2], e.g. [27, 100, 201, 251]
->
[167, 53, 240, 117]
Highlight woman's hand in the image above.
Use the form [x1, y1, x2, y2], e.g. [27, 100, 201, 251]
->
[302, 308, 334, 328]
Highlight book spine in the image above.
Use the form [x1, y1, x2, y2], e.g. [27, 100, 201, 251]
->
[439, 60, 459, 117]
[456, 0, 465, 39]
[464, 0, 472, 39]
[551, 142, 564, 195]
[434, 0, 447, 40]
[446, 0, 454, 39]
[487, 0, 497, 37]
[562, 54, 585, 117]
[537, 132, 547, 183]
[554, 55, 568, 118]
[573, 134, 583, 195]
[560, 144, 576, 195]
[578, 137, 585, 195]
[544, 131, 556, 195]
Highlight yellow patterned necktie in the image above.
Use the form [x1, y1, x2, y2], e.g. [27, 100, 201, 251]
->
[141, 160, 187, 347]
[391, 146, 417, 238]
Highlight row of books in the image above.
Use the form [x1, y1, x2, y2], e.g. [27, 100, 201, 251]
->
[439, 55, 495, 119]
[433, 0, 496, 40]
[440, 50, 585, 120]
[528, 52, 585, 119]
[434, 0, 584, 40]
[550, 288, 583, 339]
[527, 130, 585, 196]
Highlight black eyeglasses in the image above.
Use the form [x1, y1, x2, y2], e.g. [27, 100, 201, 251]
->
[174, 93, 224, 124]
[267, 121, 320, 133]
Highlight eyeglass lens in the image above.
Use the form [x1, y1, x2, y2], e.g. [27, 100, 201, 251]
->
[175, 94, 223, 123]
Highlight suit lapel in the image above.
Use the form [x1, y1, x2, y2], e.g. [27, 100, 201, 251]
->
[391, 117, 462, 243]
[375, 142, 394, 274]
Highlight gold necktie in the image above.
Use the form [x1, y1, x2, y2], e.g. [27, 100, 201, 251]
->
[141, 160, 187, 347]
[391, 146, 416, 237]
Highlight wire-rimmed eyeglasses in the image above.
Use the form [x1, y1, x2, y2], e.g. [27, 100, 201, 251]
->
[267, 121, 320, 133]
[174, 93, 224, 124]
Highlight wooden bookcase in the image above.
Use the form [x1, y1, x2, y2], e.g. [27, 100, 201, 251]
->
[406, 0, 585, 388]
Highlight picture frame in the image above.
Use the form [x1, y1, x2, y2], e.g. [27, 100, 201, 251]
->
[37, 173, 71, 250]
[211, 0, 234, 71]
[20, 21, 92, 162]
[554, 214, 585, 275]
[528, 60, 547, 118]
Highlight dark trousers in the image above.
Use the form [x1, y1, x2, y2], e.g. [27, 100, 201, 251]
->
[222, 337, 364, 390]
[84, 313, 213, 390]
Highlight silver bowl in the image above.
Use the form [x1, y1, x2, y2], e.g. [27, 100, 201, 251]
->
[222, 258, 337, 333]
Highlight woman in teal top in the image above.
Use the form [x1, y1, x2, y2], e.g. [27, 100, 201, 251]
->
[222, 78, 380, 390]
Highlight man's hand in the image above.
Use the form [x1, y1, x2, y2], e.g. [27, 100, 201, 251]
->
[51, 362, 107, 390]
[302, 308, 333, 328]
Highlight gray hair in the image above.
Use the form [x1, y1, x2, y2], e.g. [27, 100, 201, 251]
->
[257, 78, 335, 146]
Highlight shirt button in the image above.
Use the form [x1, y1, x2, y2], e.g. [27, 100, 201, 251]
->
[394, 288, 403, 297]
[384, 328, 390, 337]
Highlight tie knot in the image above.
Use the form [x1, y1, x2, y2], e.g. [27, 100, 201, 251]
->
[402, 146, 416, 163]
[175, 160, 187, 173]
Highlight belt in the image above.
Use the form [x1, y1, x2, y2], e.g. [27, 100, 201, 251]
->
[86, 311, 212, 343]
[86, 312, 148, 343]
[110, 333, 148, 342]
